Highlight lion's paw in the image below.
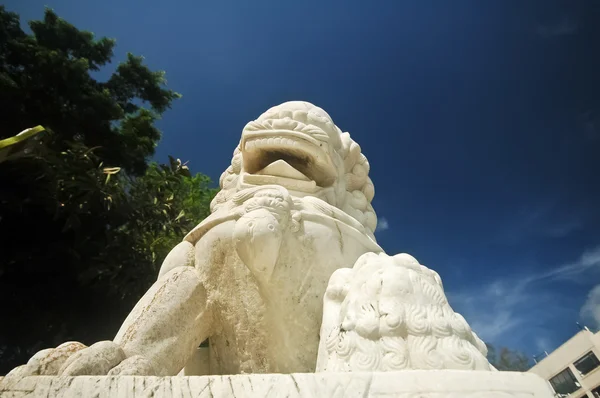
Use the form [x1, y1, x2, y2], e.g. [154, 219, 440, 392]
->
[5, 341, 87, 378]
[107, 355, 157, 375]
[58, 341, 126, 376]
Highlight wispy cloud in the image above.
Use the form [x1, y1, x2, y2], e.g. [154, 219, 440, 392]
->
[544, 218, 583, 238]
[376, 217, 389, 232]
[448, 277, 536, 342]
[535, 336, 551, 354]
[496, 200, 584, 245]
[536, 18, 578, 38]
[580, 285, 600, 330]
[531, 245, 600, 283]
[448, 245, 600, 348]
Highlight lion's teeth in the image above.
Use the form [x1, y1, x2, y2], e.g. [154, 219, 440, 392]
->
[245, 137, 301, 150]
[246, 137, 314, 150]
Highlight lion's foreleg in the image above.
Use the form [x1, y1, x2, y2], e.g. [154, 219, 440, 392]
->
[157, 241, 195, 279]
[113, 266, 212, 376]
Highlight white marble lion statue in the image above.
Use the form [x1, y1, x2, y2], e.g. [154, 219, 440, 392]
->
[5, 101, 492, 379]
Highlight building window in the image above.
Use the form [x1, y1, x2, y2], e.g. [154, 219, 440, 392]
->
[592, 385, 600, 398]
[574, 351, 600, 376]
[549, 368, 580, 395]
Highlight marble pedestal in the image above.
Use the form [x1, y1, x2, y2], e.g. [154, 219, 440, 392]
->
[0, 370, 554, 397]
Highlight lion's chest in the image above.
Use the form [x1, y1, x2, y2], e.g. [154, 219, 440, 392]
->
[193, 217, 374, 374]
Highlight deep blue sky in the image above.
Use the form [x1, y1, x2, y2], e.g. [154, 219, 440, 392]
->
[7, 0, 600, 360]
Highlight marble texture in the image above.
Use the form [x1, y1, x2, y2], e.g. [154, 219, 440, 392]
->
[317, 252, 492, 372]
[5, 101, 497, 380]
[0, 371, 554, 397]
[6, 101, 383, 377]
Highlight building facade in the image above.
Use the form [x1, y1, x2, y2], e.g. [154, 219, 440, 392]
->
[529, 329, 600, 397]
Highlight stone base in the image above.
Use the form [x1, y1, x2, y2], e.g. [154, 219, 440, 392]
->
[0, 371, 553, 397]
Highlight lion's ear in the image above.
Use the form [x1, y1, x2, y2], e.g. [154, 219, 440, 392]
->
[339, 135, 377, 237]
[363, 177, 375, 203]
[218, 168, 231, 188]
[231, 145, 242, 173]
[340, 134, 373, 204]
[211, 143, 244, 213]
[340, 134, 375, 205]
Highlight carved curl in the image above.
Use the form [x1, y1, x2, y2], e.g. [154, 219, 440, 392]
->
[317, 252, 493, 372]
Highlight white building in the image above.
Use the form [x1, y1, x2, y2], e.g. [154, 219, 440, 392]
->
[528, 328, 600, 397]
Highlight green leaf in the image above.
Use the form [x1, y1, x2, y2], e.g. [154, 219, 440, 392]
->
[0, 5, 211, 374]
[0, 126, 45, 150]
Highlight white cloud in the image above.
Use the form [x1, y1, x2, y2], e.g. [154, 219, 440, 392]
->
[448, 278, 533, 342]
[535, 337, 551, 354]
[580, 285, 600, 330]
[471, 310, 523, 342]
[376, 217, 389, 232]
[531, 245, 600, 283]
[495, 200, 585, 244]
[448, 245, 600, 347]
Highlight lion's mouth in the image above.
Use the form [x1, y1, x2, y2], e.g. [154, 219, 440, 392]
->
[241, 128, 338, 194]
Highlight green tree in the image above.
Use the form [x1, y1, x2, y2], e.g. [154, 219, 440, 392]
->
[0, 6, 179, 175]
[0, 7, 217, 374]
[102, 157, 216, 300]
[486, 343, 532, 371]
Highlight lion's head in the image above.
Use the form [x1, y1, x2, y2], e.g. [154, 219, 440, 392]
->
[317, 252, 492, 372]
[211, 101, 378, 237]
